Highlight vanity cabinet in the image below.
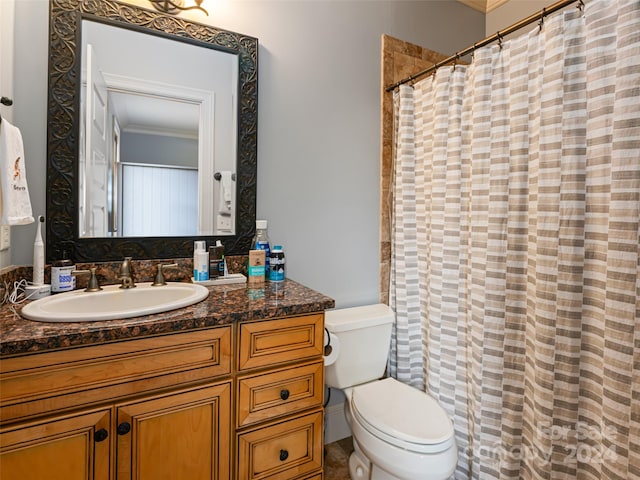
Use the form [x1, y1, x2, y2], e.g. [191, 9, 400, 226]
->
[0, 327, 233, 480]
[0, 312, 326, 480]
[236, 313, 325, 480]
[0, 384, 231, 480]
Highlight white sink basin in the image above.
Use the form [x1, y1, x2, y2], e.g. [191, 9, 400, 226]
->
[21, 282, 210, 322]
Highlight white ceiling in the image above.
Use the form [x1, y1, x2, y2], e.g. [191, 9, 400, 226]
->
[109, 92, 200, 139]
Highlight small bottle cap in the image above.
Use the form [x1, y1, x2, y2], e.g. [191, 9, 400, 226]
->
[273, 245, 283, 251]
[256, 220, 268, 229]
[194, 240, 206, 251]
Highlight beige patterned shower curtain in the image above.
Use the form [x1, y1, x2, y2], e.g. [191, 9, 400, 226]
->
[388, 1, 639, 479]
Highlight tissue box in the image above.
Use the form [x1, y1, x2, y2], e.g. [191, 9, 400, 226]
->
[248, 250, 266, 285]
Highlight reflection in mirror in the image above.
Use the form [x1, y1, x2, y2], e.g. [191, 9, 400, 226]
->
[46, 0, 258, 262]
[111, 94, 199, 236]
[80, 19, 238, 238]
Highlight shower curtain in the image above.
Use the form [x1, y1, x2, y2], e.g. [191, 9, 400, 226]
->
[388, 1, 639, 479]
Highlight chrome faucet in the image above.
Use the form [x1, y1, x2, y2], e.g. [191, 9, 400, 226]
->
[119, 257, 136, 289]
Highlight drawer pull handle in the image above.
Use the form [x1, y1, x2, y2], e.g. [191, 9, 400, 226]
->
[279, 449, 289, 461]
[94, 428, 108, 442]
[280, 389, 290, 400]
[117, 422, 131, 435]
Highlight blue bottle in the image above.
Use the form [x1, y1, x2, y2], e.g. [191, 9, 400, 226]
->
[269, 245, 285, 282]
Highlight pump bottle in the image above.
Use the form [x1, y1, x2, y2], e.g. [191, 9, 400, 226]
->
[193, 241, 209, 281]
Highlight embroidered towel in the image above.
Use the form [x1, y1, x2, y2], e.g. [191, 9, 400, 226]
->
[0, 119, 34, 225]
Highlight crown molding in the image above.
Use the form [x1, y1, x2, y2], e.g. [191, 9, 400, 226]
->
[457, 0, 511, 13]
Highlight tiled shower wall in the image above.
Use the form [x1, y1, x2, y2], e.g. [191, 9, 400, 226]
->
[379, 36, 449, 304]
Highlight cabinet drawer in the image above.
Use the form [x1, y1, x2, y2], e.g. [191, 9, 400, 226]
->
[1, 327, 232, 424]
[238, 314, 324, 371]
[237, 409, 323, 480]
[237, 360, 323, 428]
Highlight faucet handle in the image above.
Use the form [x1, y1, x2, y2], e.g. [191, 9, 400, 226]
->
[152, 263, 179, 286]
[72, 267, 102, 292]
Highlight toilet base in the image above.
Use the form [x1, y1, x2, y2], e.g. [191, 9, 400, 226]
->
[349, 450, 418, 480]
[348, 450, 370, 479]
[370, 464, 408, 480]
[348, 437, 370, 479]
[348, 437, 412, 480]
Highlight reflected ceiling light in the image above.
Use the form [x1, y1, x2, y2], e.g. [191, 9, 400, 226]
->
[148, 0, 209, 16]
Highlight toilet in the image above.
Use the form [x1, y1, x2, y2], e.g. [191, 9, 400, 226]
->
[324, 304, 458, 480]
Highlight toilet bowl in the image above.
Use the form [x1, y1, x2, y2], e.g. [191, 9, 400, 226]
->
[345, 378, 457, 480]
[324, 304, 458, 480]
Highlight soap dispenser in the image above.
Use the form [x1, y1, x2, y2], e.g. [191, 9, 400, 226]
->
[193, 241, 209, 281]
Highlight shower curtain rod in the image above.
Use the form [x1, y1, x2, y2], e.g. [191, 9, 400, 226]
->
[385, 0, 582, 92]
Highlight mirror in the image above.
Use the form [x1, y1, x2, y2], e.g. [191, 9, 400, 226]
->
[47, 0, 257, 261]
[80, 19, 238, 238]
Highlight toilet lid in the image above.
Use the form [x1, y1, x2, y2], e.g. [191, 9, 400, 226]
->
[351, 378, 454, 449]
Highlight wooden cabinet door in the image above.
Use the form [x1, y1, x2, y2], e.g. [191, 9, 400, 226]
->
[0, 409, 111, 480]
[116, 382, 231, 480]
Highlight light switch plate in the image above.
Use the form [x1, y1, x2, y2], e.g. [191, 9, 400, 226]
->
[0, 225, 10, 251]
[216, 215, 232, 232]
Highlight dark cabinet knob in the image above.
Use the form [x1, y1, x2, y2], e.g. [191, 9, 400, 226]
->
[117, 422, 131, 435]
[94, 428, 108, 442]
[279, 449, 289, 461]
[280, 389, 290, 400]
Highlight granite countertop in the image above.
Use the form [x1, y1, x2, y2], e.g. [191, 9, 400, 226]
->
[0, 279, 335, 357]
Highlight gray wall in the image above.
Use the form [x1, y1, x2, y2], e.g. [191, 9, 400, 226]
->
[11, 0, 484, 308]
[486, 0, 555, 37]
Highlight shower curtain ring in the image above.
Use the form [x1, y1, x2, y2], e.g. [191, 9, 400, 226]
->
[538, 8, 545, 31]
[497, 32, 503, 49]
[577, 0, 584, 12]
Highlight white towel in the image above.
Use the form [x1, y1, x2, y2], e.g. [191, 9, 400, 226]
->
[0, 119, 34, 225]
[218, 171, 233, 215]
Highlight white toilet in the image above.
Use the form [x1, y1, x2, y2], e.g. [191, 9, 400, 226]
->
[324, 304, 458, 480]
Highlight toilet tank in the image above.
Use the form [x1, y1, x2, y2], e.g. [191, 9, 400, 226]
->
[324, 304, 394, 389]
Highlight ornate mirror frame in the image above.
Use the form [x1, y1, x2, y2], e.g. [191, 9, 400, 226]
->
[47, 0, 257, 262]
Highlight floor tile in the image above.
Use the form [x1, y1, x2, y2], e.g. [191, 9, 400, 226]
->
[324, 437, 353, 480]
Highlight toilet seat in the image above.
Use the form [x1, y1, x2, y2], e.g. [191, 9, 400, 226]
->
[350, 377, 454, 454]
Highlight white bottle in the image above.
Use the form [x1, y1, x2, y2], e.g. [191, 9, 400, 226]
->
[32, 216, 45, 286]
[193, 240, 209, 281]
